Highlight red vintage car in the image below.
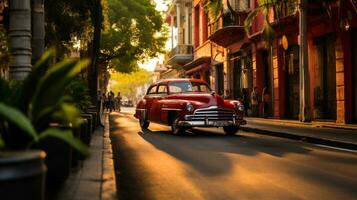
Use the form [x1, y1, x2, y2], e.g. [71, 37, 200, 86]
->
[134, 78, 246, 135]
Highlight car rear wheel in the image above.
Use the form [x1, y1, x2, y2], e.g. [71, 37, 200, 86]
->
[223, 126, 239, 135]
[171, 117, 186, 135]
[139, 119, 150, 129]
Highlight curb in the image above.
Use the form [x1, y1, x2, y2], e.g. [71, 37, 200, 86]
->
[241, 126, 357, 151]
[101, 113, 117, 200]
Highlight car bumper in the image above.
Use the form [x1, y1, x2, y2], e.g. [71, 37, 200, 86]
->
[178, 119, 246, 127]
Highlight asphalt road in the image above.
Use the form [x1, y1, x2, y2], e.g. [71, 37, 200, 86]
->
[110, 107, 357, 200]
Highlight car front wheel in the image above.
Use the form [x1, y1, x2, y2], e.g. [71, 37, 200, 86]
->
[171, 117, 186, 135]
[223, 126, 239, 135]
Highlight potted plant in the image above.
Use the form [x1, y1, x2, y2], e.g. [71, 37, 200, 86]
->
[0, 50, 90, 200]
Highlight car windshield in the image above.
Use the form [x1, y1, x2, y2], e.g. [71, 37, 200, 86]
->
[168, 81, 211, 94]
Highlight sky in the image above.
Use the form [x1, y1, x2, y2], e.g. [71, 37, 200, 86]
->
[138, 0, 169, 72]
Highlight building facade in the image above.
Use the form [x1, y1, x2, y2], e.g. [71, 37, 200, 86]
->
[186, 0, 357, 124]
[165, 0, 194, 76]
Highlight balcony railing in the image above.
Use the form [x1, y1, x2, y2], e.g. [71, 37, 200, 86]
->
[169, 44, 193, 58]
[208, 11, 248, 37]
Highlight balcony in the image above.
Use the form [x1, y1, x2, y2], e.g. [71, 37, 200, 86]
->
[270, 0, 298, 27]
[167, 44, 193, 67]
[208, 11, 248, 47]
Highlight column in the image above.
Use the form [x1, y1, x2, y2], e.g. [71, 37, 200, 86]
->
[299, 0, 311, 121]
[185, 4, 190, 45]
[176, 3, 181, 45]
[171, 15, 174, 49]
[32, 0, 45, 64]
[9, 0, 32, 80]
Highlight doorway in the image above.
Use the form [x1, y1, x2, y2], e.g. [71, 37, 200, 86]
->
[215, 64, 224, 95]
[232, 59, 242, 99]
[352, 29, 357, 123]
[284, 46, 300, 119]
[314, 35, 336, 120]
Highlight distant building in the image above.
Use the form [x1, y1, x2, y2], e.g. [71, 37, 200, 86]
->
[165, 0, 194, 77]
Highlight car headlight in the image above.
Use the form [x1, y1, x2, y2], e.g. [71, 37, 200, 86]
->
[235, 103, 245, 112]
[186, 103, 194, 112]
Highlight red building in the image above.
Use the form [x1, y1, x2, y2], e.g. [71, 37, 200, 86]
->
[185, 0, 357, 124]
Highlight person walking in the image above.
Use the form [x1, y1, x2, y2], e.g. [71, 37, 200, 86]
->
[116, 92, 122, 112]
[251, 87, 259, 117]
[108, 91, 115, 112]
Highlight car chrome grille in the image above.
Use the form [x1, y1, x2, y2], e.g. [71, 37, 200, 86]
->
[186, 107, 236, 121]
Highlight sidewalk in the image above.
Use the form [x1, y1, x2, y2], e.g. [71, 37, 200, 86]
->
[241, 117, 357, 150]
[52, 113, 117, 200]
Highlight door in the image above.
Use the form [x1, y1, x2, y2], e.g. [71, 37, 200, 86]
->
[284, 46, 300, 119]
[233, 59, 242, 99]
[154, 84, 168, 123]
[314, 35, 336, 120]
[352, 29, 357, 123]
[216, 64, 224, 95]
[145, 85, 158, 122]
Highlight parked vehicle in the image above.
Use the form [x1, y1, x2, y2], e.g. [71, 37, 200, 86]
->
[134, 78, 246, 135]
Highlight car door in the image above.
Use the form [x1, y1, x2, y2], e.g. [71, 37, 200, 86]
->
[153, 84, 168, 123]
[145, 84, 157, 122]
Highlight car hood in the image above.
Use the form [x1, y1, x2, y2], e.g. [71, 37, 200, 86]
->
[168, 92, 224, 107]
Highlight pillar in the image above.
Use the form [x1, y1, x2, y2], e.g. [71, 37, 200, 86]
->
[176, 3, 181, 45]
[171, 15, 174, 49]
[31, 0, 45, 64]
[9, 0, 32, 80]
[185, 4, 190, 45]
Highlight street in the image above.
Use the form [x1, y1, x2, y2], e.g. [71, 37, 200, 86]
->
[110, 107, 357, 200]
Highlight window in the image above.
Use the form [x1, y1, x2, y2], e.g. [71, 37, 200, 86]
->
[169, 81, 211, 94]
[157, 84, 168, 94]
[147, 85, 157, 94]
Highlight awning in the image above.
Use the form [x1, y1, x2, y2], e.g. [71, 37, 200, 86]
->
[208, 26, 246, 47]
[184, 56, 211, 69]
[185, 63, 210, 75]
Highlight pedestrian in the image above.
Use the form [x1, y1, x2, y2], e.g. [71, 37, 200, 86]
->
[108, 91, 115, 112]
[116, 92, 122, 112]
[241, 88, 249, 116]
[250, 87, 259, 117]
[262, 87, 271, 118]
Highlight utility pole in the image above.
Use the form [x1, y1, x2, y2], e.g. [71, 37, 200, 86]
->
[299, 0, 311, 122]
[9, 0, 32, 80]
[31, 0, 45, 64]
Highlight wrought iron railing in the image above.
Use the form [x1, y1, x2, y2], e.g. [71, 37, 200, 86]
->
[208, 11, 248, 36]
[169, 44, 193, 58]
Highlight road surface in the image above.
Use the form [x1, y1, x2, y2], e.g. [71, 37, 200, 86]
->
[110, 107, 357, 200]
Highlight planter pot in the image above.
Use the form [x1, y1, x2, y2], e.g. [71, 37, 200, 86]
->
[40, 130, 72, 186]
[0, 150, 46, 200]
[81, 114, 93, 134]
[86, 111, 97, 130]
[71, 127, 81, 168]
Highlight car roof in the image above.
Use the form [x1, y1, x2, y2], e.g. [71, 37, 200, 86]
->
[153, 78, 207, 85]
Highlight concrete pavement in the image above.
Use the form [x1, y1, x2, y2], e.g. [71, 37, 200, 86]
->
[51, 113, 116, 200]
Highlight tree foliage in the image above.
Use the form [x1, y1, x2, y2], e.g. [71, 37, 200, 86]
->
[110, 69, 152, 101]
[44, 0, 93, 54]
[100, 0, 168, 73]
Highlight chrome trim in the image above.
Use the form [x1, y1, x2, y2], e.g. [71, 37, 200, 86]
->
[136, 108, 147, 111]
[161, 108, 183, 111]
[178, 119, 246, 127]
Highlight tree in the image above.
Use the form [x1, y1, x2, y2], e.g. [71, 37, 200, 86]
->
[100, 0, 168, 73]
[110, 68, 152, 102]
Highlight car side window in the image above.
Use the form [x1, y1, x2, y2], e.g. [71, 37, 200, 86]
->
[147, 85, 157, 95]
[157, 84, 167, 94]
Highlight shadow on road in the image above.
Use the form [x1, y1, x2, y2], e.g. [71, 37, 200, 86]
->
[138, 127, 311, 177]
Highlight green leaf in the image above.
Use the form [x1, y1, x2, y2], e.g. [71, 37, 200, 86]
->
[18, 49, 55, 112]
[31, 59, 90, 123]
[39, 128, 89, 157]
[0, 103, 38, 142]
